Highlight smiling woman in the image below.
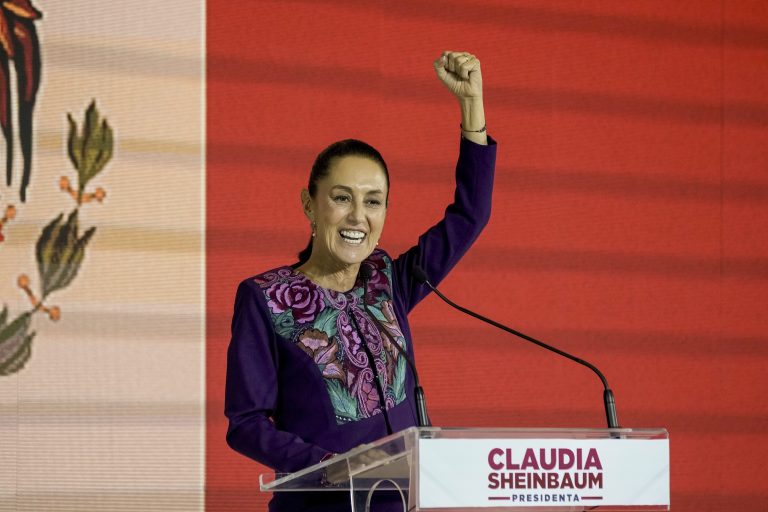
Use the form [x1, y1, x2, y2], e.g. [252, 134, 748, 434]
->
[298, 149, 389, 291]
[224, 50, 497, 512]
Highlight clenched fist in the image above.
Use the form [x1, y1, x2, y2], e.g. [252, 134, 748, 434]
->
[434, 51, 483, 99]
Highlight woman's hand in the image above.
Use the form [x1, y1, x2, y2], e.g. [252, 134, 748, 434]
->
[433, 51, 483, 100]
[434, 50, 487, 145]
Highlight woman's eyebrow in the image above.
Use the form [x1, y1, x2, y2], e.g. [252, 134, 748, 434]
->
[329, 185, 385, 195]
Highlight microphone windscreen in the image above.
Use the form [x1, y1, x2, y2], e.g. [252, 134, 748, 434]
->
[412, 265, 429, 284]
[359, 264, 372, 280]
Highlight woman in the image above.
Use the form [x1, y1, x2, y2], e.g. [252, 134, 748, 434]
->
[225, 51, 497, 511]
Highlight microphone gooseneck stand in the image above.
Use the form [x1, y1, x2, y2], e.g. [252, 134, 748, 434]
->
[412, 265, 620, 429]
[359, 265, 430, 427]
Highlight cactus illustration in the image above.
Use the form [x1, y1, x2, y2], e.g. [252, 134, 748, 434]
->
[1, 101, 113, 375]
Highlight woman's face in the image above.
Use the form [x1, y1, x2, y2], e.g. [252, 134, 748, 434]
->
[304, 155, 388, 269]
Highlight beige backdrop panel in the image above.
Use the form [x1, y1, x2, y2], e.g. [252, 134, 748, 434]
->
[0, 1, 205, 510]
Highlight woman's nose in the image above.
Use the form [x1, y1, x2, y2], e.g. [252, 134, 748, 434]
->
[347, 200, 364, 223]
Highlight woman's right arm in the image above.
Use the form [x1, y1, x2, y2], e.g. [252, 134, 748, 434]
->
[390, 51, 496, 312]
[224, 280, 331, 473]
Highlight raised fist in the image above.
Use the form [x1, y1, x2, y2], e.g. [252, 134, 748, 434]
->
[434, 51, 483, 99]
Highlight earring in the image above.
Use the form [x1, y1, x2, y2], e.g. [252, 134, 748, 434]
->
[311, 221, 316, 238]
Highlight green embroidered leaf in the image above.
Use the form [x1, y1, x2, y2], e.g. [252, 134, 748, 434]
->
[70, 101, 114, 191]
[366, 303, 388, 324]
[326, 379, 358, 422]
[392, 355, 407, 405]
[36, 212, 63, 280]
[0, 310, 35, 376]
[380, 255, 394, 282]
[67, 114, 82, 172]
[36, 211, 96, 298]
[273, 310, 296, 339]
[313, 306, 338, 340]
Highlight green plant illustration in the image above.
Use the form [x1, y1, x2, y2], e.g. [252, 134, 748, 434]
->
[0, 101, 113, 376]
[65, 101, 112, 204]
[37, 210, 96, 298]
[0, 308, 34, 376]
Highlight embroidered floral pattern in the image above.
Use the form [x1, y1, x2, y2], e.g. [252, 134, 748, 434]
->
[255, 250, 408, 424]
[265, 279, 325, 323]
[297, 329, 344, 382]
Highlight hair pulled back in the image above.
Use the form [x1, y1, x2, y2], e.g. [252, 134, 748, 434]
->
[294, 139, 389, 267]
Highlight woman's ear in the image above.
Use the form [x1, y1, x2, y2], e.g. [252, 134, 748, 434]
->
[301, 189, 313, 221]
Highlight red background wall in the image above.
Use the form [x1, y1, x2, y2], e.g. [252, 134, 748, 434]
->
[207, 1, 768, 510]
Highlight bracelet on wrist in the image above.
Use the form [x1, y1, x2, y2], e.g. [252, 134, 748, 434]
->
[460, 123, 486, 133]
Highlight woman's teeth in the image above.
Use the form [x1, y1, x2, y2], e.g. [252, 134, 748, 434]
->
[340, 230, 366, 245]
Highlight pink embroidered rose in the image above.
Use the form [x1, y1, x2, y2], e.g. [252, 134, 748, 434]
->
[265, 280, 325, 323]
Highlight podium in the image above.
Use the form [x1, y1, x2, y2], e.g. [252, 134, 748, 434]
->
[260, 427, 669, 511]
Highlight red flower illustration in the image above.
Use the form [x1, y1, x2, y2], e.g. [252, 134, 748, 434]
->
[0, 0, 42, 202]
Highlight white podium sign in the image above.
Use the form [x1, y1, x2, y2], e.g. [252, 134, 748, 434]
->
[418, 438, 669, 509]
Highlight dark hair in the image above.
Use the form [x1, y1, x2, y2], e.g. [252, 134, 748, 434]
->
[294, 139, 389, 267]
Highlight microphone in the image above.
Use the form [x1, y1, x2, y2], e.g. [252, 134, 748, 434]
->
[359, 265, 430, 427]
[412, 265, 620, 429]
